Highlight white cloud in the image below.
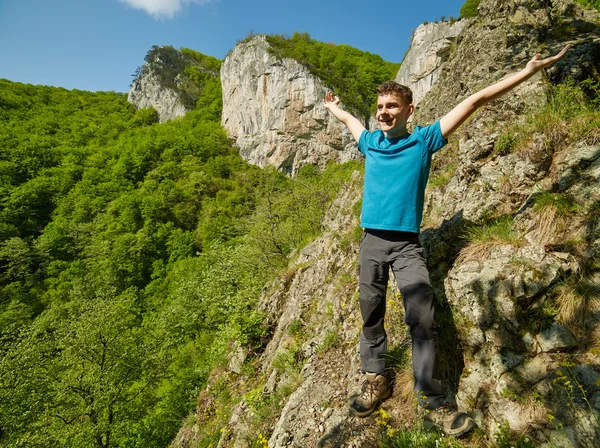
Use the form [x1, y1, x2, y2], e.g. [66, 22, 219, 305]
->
[120, 0, 213, 19]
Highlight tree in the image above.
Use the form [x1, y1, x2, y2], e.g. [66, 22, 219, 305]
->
[460, 0, 481, 18]
[0, 294, 173, 447]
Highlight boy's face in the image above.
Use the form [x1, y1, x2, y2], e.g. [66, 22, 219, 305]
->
[376, 93, 414, 138]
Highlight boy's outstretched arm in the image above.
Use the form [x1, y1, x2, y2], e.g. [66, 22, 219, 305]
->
[440, 45, 571, 139]
[323, 92, 366, 143]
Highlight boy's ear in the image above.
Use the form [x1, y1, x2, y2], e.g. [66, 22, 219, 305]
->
[407, 104, 415, 123]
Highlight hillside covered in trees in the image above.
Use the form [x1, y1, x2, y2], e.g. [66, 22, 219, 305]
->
[0, 54, 360, 446]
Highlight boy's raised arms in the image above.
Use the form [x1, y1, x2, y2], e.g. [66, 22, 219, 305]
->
[439, 45, 571, 139]
[323, 92, 366, 143]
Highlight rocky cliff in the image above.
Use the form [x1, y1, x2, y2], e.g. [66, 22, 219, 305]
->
[172, 1, 600, 447]
[128, 45, 219, 123]
[220, 35, 362, 175]
[395, 19, 469, 106]
[129, 72, 190, 124]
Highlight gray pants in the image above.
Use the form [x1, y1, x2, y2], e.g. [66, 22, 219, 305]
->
[358, 229, 446, 410]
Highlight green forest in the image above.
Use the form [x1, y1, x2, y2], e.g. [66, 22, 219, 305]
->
[0, 45, 360, 447]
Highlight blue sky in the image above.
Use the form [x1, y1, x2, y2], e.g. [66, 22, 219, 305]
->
[0, 0, 467, 93]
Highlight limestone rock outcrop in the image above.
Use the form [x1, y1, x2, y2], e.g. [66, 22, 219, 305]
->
[129, 72, 189, 123]
[128, 46, 218, 123]
[395, 19, 468, 106]
[220, 36, 361, 175]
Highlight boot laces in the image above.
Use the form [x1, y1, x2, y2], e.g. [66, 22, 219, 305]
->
[360, 377, 379, 400]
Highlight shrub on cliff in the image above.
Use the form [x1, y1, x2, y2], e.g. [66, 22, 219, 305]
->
[460, 0, 480, 18]
[576, 0, 600, 12]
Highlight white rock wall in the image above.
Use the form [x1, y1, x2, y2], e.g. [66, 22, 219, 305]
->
[128, 72, 189, 124]
[220, 36, 361, 175]
[395, 20, 468, 106]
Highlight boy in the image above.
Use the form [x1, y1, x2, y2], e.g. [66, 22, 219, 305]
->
[323, 45, 570, 436]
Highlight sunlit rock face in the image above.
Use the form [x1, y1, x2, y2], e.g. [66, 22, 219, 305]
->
[395, 19, 468, 106]
[220, 35, 361, 175]
[128, 46, 218, 123]
[128, 72, 189, 123]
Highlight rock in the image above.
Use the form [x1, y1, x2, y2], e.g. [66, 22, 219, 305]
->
[170, 2, 600, 448]
[591, 391, 600, 411]
[514, 354, 553, 385]
[128, 46, 215, 123]
[129, 72, 189, 123]
[395, 19, 469, 106]
[522, 333, 537, 353]
[572, 363, 600, 390]
[228, 341, 246, 374]
[536, 323, 578, 352]
[220, 35, 362, 175]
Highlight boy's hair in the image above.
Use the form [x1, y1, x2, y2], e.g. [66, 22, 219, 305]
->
[376, 81, 413, 105]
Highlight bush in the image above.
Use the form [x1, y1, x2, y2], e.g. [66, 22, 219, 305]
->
[460, 0, 481, 18]
[575, 0, 600, 12]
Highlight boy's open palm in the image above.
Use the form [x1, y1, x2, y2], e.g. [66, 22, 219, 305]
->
[526, 44, 571, 73]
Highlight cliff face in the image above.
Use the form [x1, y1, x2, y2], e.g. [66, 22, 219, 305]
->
[220, 36, 361, 175]
[415, 1, 600, 443]
[172, 1, 600, 447]
[129, 73, 189, 123]
[128, 46, 219, 123]
[395, 19, 469, 106]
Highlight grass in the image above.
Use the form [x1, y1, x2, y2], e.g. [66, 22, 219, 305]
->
[271, 343, 302, 374]
[492, 77, 600, 158]
[575, 0, 600, 13]
[287, 318, 303, 337]
[495, 133, 519, 155]
[550, 277, 600, 339]
[317, 330, 339, 354]
[429, 142, 458, 190]
[380, 421, 467, 448]
[460, 215, 523, 262]
[429, 160, 457, 190]
[529, 192, 580, 245]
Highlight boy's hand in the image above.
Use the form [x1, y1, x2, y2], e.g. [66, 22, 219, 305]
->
[525, 44, 571, 73]
[323, 92, 340, 109]
[322, 92, 365, 142]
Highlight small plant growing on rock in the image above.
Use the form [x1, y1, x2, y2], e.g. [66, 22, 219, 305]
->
[460, 215, 523, 261]
[529, 191, 580, 245]
[495, 133, 519, 155]
[287, 319, 303, 337]
[493, 420, 535, 448]
[272, 344, 302, 375]
[545, 358, 600, 446]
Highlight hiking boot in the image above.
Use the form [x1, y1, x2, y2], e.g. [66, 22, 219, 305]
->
[350, 372, 391, 417]
[423, 404, 474, 437]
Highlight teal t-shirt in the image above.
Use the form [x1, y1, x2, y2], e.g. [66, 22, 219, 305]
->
[358, 121, 447, 233]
